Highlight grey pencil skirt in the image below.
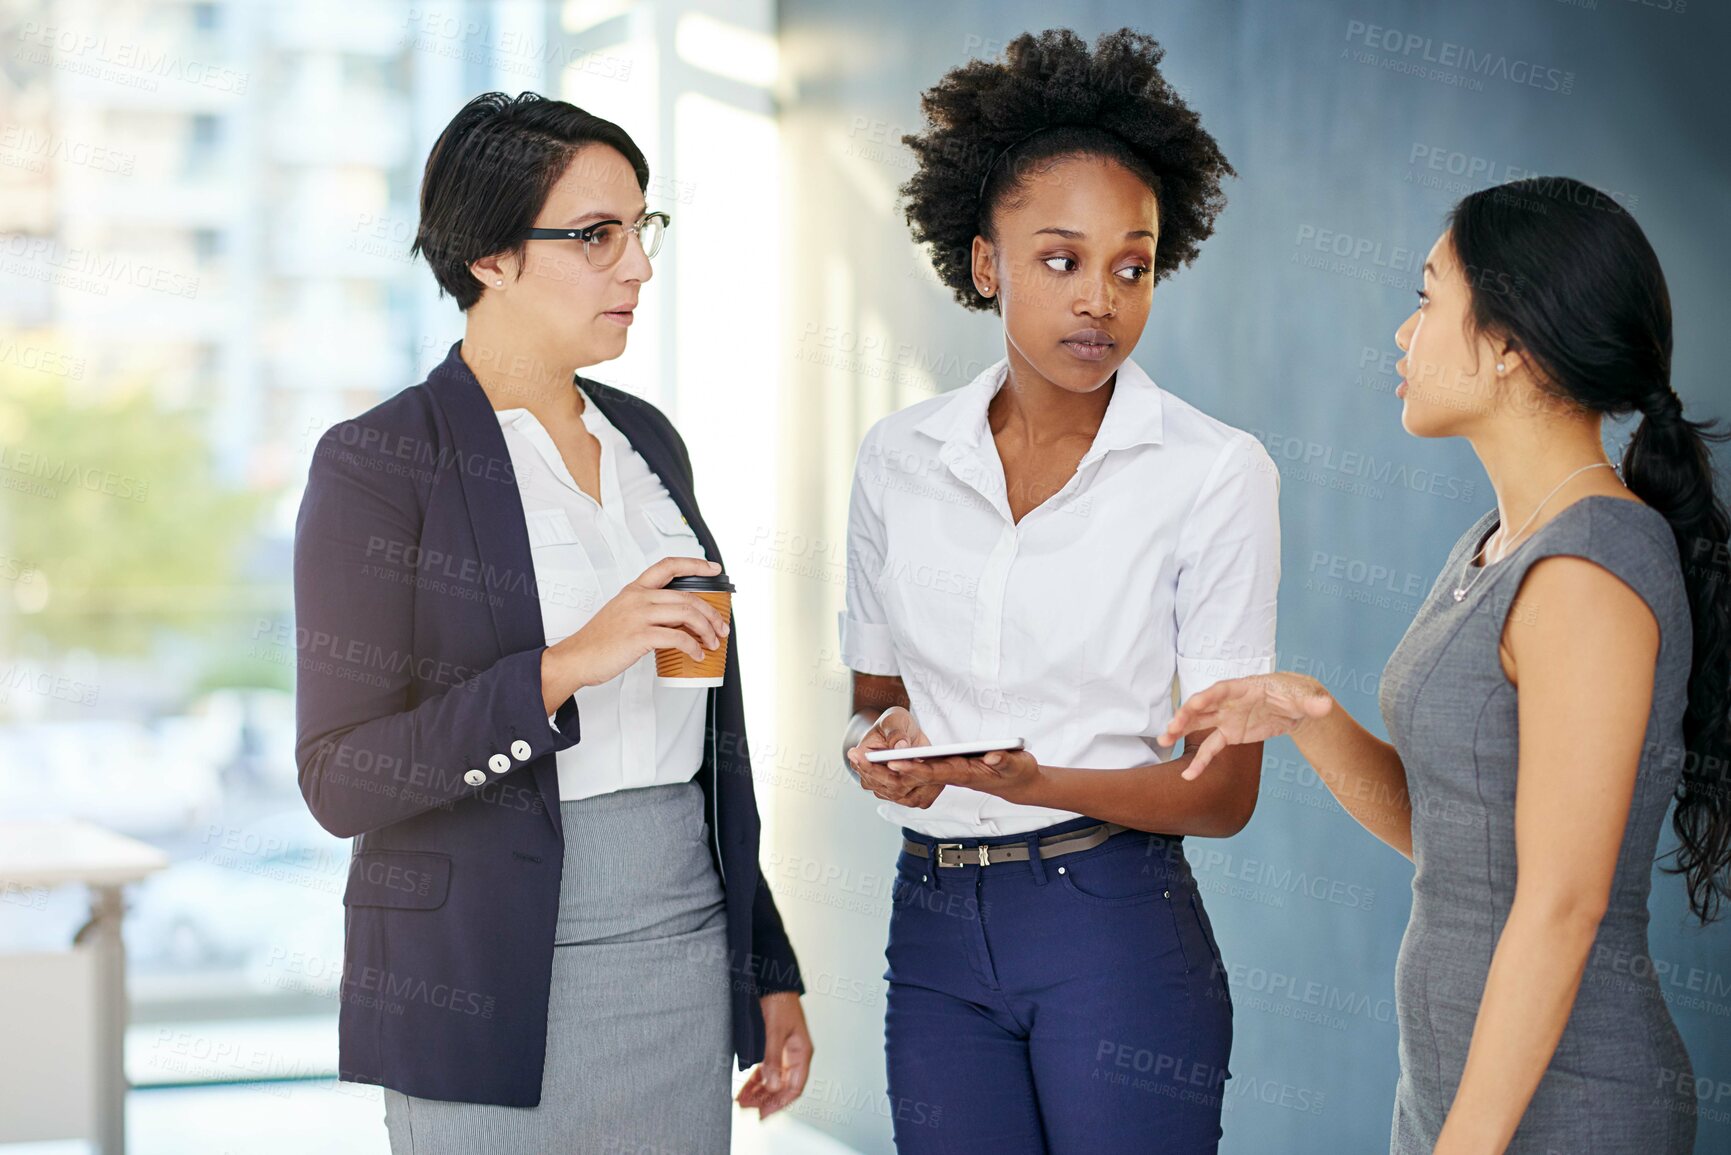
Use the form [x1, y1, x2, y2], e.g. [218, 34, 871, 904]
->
[382, 779, 733, 1154]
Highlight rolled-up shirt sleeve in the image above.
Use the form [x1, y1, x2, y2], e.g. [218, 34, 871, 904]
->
[838, 424, 900, 675]
[1173, 433, 1281, 701]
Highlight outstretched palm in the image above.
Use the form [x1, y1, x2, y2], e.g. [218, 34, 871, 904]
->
[1157, 672, 1334, 780]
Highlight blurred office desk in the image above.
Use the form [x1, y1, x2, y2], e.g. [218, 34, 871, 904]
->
[0, 821, 168, 1155]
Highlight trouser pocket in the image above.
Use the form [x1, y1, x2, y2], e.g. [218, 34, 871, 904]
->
[1186, 888, 1231, 1011]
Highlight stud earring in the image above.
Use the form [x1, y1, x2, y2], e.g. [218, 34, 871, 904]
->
[1496, 362, 1505, 373]
[495, 279, 504, 287]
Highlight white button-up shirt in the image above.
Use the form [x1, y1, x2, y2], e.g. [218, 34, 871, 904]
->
[498, 385, 709, 801]
[839, 357, 1281, 837]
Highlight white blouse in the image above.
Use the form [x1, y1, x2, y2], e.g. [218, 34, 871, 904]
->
[839, 357, 1281, 838]
[498, 384, 710, 802]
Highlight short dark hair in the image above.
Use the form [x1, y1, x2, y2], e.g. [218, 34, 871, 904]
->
[412, 91, 650, 311]
[900, 28, 1234, 312]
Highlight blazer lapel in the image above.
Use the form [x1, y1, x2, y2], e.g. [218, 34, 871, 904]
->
[424, 342, 568, 839]
[582, 381, 723, 568]
[422, 344, 731, 842]
[583, 381, 735, 855]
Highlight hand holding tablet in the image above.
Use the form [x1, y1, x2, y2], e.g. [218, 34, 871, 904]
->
[863, 737, 1026, 764]
[845, 709, 1033, 809]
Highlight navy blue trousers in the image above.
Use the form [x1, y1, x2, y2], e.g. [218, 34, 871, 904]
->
[883, 816, 1233, 1153]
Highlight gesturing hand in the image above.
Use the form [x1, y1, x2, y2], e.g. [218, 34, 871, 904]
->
[1156, 672, 1334, 780]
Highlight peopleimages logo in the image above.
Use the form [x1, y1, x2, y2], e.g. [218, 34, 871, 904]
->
[15, 21, 249, 93]
[1343, 20, 1575, 95]
[1188, 846, 1377, 911]
[347, 856, 435, 898]
[0, 125, 134, 176]
[0, 234, 198, 298]
[1249, 429, 1478, 504]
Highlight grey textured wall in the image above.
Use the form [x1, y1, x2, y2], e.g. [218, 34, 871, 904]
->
[769, 1, 1731, 1150]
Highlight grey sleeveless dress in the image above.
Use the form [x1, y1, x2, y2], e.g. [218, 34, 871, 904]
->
[1377, 495, 1697, 1154]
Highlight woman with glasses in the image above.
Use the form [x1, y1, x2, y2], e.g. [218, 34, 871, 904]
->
[293, 92, 810, 1152]
[840, 30, 1278, 1152]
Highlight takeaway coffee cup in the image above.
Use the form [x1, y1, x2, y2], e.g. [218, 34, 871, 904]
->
[655, 573, 734, 687]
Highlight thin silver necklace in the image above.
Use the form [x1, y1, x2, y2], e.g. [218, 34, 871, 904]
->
[1452, 461, 1615, 602]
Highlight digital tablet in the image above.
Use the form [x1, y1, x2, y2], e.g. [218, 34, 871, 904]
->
[863, 737, 1025, 764]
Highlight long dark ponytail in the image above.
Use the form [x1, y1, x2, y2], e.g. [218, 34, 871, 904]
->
[1449, 176, 1731, 923]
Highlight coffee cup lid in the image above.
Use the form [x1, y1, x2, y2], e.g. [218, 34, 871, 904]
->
[666, 574, 735, 593]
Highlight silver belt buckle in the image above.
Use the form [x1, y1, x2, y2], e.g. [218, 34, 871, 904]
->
[936, 842, 990, 867]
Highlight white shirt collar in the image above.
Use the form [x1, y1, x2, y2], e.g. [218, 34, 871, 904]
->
[496, 382, 612, 435]
[494, 384, 618, 503]
[912, 356, 1166, 456]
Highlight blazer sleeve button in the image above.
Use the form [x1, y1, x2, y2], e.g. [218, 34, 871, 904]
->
[464, 769, 487, 786]
[510, 739, 532, 761]
[488, 753, 511, 774]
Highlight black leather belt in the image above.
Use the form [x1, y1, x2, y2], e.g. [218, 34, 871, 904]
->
[903, 821, 1132, 868]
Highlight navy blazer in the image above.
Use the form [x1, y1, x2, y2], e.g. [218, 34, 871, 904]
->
[292, 339, 804, 1106]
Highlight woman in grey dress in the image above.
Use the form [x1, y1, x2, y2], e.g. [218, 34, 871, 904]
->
[1158, 177, 1730, 1153]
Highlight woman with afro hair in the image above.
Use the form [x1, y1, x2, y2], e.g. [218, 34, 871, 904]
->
[839, 29, 1279, 1153]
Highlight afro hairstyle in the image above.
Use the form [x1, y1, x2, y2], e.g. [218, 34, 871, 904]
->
[899, 28, 1235, 311]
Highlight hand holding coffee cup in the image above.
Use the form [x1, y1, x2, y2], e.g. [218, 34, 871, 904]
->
[654, 570, 735, 687]
[554, 556, 730, 691]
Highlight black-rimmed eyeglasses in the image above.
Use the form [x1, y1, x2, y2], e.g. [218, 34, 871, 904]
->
[520, 211, 670, 269]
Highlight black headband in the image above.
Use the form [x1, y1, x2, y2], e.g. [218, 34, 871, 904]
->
[975, 125, 1063, 206]
[975, 122, 1138, 217]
